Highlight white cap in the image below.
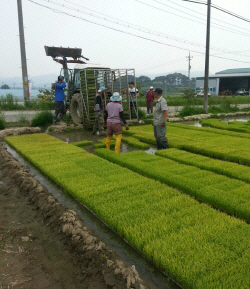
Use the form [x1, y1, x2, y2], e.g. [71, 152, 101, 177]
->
[150, 86, 154, 89]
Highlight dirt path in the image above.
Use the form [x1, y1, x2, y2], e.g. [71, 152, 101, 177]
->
[0, 145, 152, 289]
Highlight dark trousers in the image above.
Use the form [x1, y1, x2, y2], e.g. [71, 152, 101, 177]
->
[53, 101, 65, 123]
[154, 125, 168, 150]
[93, 112, 104, 134]
[146, 101, 154, 113]
[130, 101, 137, 118]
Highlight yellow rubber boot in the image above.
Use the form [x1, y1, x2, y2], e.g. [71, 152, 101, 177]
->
[115, 134, 122, 153]
[106, 136, 113, 150]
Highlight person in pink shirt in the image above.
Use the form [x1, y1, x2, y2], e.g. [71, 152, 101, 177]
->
[104, 92, 129, 153]
[146, 86, 155, 114]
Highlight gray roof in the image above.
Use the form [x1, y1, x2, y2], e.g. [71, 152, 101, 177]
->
[216, 68, 250, 74]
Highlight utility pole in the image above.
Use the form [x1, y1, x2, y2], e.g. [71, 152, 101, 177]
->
[187, 52, 193, 87]
[17, 0, 30, 102]
[203, 0, 211, 113]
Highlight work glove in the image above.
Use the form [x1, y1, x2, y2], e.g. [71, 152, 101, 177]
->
[161, 121, 166, 127]
[125, 124, 129, 130]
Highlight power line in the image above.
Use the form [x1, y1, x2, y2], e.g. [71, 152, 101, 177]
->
[27, 0, 250, 65]
[181, 0, 207, 4]
[44, 0, 250, 58]
[181, 0, 250, 24]
[136, 57, 187, 72]
[163, 0, 250, 33]
[135, 0, 250, 37]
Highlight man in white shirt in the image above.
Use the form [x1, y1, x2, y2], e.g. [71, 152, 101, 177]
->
[153, 88, 168, 150]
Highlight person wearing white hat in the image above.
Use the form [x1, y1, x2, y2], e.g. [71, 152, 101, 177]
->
[104, 92, 129, 153]
[145, 86, 155, 114]
[93, 86, 106, 136]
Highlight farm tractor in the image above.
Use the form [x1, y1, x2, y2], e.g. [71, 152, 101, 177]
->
[45, 46, 138, 128]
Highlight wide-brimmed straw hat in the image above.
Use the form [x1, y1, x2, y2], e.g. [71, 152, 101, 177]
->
[110, 92, 122, 102]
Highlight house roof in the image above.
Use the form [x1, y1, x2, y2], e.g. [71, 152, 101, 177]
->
[216, 68, 250, 74]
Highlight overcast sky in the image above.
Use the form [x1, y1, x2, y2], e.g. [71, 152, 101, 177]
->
[1, 0, 250, 80]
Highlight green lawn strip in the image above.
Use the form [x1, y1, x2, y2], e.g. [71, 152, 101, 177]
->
[95, 149, 250, 222]
[71, 140, 93, 147]
[200, 119, 250, 133]
[124, 125, 250, 166]
[122, 136, 150, 149]
[156, 148, 250, 184]
[4, 134, 250, 289]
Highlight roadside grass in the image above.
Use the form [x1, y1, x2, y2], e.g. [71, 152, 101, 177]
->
[4, 133, 250, 289]
[0, 94, 54, 110]
[0, 116, 5, 130]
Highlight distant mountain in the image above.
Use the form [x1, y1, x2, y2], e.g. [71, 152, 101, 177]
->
[1, 70, 212, 89]
[0, 73, 58, 89]
[137, 70, 212, 79]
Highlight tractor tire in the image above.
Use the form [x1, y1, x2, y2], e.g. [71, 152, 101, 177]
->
[70, 93, 84, 125]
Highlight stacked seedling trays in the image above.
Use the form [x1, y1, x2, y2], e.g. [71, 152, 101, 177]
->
[80, 69, 97, 129]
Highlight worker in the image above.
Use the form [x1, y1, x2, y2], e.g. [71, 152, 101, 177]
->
[105, 92, 129, 153]
[53, 75, 66, 125]
[146, 86, 155, 114]
[128, 81, 139, 119]
[93, 86, 106, 136]
[153, 88, 168, 150]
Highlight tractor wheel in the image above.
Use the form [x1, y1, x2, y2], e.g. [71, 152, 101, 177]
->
[70, 93, 84, 125]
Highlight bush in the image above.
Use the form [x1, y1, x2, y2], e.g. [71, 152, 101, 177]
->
[31, 111, 53, 128]
[0, 117, 5, 130]
[179, 105, 204, 117]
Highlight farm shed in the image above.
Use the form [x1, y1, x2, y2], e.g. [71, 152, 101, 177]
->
[196, 68, 250, 95]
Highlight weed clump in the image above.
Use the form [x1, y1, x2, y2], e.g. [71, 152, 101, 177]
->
[31, 111, 53, 128]
[0, 117, 5, 130]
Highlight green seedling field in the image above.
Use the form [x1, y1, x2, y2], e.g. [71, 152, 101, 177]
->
[4, 133, 250, 289]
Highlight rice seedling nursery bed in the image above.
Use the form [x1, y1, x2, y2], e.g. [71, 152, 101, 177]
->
[200, 119, 250, 133]
[4, 133, 250, 289]
[156, 148, 250, 184]
[95, 149, 250, 222]
[124, 123, 250, 166]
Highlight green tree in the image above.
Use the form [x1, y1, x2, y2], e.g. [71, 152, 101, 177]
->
[1, 84, 10, 89]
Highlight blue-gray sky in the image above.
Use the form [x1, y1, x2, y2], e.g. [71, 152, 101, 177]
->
[1, 0, 250, 79]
